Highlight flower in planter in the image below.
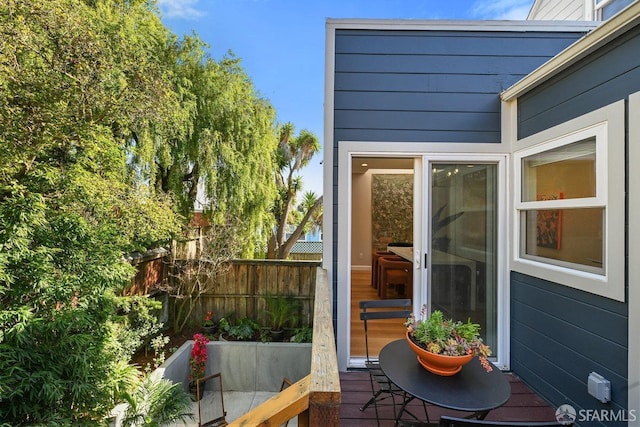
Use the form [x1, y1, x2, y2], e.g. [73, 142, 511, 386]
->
[404, 306, 492, 372]
[189, 333, 210, 384]
[202, 311, 216, 328]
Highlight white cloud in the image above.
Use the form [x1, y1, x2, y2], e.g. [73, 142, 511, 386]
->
[471, 0, 533, 20]
[157, 0, 205, 19]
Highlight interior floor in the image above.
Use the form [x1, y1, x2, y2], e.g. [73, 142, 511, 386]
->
[350, 269, 409, 359]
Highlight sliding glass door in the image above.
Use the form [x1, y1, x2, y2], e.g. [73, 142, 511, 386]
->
[428, 162, 498, 353]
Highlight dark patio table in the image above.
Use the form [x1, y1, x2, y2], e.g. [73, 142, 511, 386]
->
[379, 339, 511, 422]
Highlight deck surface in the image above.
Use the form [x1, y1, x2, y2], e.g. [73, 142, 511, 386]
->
[339, 370, 557, 426]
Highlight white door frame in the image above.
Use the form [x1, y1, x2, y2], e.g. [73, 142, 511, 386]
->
[334, 140, 510, 371]
[628, 91, 640, 417]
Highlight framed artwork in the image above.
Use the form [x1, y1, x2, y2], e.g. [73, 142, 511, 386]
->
[536, 192, 563, 249]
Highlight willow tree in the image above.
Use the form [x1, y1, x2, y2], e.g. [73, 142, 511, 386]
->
[267, 123, 322, 259]
[0, 0, 181, 423]
[149, 38, 278, 257]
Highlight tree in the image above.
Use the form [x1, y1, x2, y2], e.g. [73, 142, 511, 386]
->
[148, 38, 279, 257]
[0, 0, 180, 422]
[0, 0, 279, 421]
[166, 222, 244, 333]
[266, 123, 322, 259]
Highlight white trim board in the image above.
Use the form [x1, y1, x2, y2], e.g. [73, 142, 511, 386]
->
[326, 18, 596, 33]
[628, 90, 640, 422]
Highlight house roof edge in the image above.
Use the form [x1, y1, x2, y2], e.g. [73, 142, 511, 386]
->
[326, 18, 596, 32]
[502, 2, 640, 101]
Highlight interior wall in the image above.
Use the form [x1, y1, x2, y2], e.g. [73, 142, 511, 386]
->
[351, 172, 372, 269]
[350, 168, 414, 269]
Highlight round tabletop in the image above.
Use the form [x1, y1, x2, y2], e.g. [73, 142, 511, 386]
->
[379, 339, 511, 413]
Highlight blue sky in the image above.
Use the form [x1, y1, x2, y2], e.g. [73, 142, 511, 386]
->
[157, 0, 533, 197]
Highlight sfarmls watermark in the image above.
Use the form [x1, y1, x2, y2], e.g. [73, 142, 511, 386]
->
[555, 404, 637, 424]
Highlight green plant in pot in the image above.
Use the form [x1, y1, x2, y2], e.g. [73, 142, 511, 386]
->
[219, 316, 260, 341]
[201, 310, 217, 335]
[404, 306, 492, 375]
[265, 294, 300, 341]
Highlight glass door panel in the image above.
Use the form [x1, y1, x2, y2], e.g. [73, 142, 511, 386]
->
[430, 163, 498, 352]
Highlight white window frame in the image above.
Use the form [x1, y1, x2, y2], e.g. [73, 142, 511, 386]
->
[594, 0, 635, 20]
[512, 101, 625, 302]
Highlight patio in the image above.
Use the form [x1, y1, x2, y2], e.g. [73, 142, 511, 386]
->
[339, 370, 558, 426]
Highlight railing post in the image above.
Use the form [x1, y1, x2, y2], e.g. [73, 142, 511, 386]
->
[308, 268, 341, 426]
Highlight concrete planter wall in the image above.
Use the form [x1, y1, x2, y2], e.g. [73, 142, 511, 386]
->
[155, 340, 312, 392]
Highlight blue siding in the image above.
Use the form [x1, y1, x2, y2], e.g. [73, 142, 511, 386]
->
[329, 22, 592, 379]
[518, 25, 640, 139]
[511, 272, 628, 425]
[333, 28, 588, 144]
[513, 25, 637, 423]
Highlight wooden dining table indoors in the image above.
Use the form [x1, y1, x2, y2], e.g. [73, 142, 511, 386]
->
[387, 245, 478, 310]
[379, 339, 511, 424]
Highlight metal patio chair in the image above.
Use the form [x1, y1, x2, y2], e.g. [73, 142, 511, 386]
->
[359, 299, 424, 426]
[197, 372, 227, 427]
[438, 416, 571, 427]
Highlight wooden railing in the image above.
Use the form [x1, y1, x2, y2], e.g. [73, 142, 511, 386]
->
[228, 267, 341, 426]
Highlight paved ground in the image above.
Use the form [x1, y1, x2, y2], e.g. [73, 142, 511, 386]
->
[167, 391, 299, 426]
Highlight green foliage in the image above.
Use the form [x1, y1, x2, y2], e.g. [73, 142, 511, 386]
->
[265, 294, 300, 331]
[290, 325, 313, 343]
[0, 0, 181, 422]
[267, 123, 322, 259]
[152, 42, 279, 257]
[121, 375, 195, 427]
[107, 360, 141, 405]
[0, 0, 281, 421]
[413, 310, 448, 345]
[219, 317, 261, 341]
[111, 296, 166, 362]
[405, 308, 492, 371]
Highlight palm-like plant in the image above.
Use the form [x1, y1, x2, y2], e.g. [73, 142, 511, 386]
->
[121, 376, 194, 427]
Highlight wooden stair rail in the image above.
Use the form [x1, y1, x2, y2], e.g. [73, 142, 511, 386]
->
[228, 375, 311, 426]
[227, 268, 341, 426]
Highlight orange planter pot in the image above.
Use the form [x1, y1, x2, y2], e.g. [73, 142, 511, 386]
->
[406, 331, 473, 376]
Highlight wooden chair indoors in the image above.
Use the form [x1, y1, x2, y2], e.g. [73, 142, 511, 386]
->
[371, 251, 402, 289]
[378, 257, 413, 299]
[359, 299, 426, 426]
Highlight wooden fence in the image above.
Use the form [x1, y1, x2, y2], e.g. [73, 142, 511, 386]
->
[228, 268, 341, 426]
[170, 259, 321, 328]
[124, 249, 168, 296]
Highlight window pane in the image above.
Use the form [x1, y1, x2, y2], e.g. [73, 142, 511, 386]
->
[431, 164, 498, 355]
[522, 208, 604, 272]
[522, 138, 596, 202]
[602, 0, 634, 19]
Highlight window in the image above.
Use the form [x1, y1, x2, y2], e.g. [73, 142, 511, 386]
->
[595, 0, 634, 20]
[520, 135, 603, 274]
[513, 101, 624, 301]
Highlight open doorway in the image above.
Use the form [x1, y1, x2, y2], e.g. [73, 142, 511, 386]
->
[350, 156, 415, 360]
[348, 155, 502, 368]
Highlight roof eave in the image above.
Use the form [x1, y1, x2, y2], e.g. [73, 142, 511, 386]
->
[502, 2, 640, 101]
[326, 18, 596, 32]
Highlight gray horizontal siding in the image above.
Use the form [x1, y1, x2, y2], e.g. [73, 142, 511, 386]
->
[511, 272, 628, 426]
[336, 54, 560, 75]
[512, 24, 636, 424]
[334, 72, 516, 93]
[331, 128, 500, 144]
[518, 25, 640, 139]
[334, 28, 588, 145]
[335, 31, 586, 56]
